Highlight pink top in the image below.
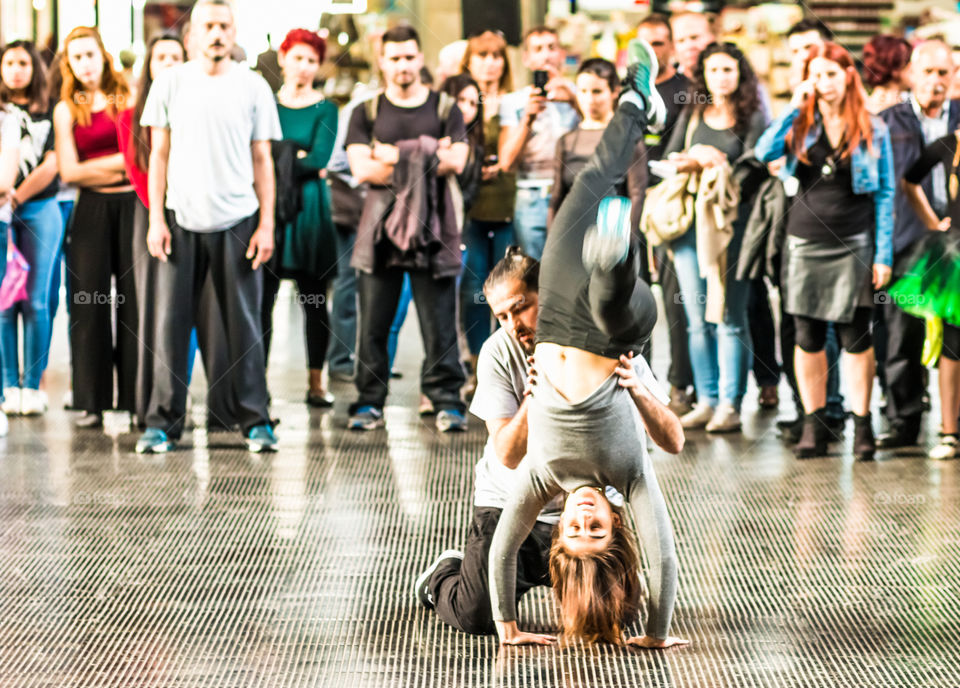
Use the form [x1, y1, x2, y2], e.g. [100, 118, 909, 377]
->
[73, 109, 121, 162]
[117, 109, 149, 207]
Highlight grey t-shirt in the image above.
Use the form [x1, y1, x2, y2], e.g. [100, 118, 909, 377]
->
[499, 87, 580, 182]
[141, 60, 283, 232]
[470, 327, 627, 524]
[470, 327, 561, 524]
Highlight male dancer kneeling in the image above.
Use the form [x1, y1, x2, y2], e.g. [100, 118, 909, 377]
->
[414, 248, 564, 634]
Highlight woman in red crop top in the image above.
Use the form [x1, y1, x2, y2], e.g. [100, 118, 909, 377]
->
[53, 26, 136, 429]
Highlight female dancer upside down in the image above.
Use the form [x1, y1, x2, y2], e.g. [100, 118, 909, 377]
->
[488, 39, 688, 648]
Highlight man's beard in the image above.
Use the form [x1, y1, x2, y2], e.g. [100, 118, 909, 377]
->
[207, 43, 226, 61]
[517, 331, 535, 354]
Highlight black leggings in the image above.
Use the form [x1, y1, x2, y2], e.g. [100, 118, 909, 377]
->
[537, 100, 657, 358]
[944, 322, 960, 362]
[794, 307, 873, 354]
[262, 271, 331, 370]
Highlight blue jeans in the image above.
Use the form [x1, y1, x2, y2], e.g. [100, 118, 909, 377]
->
[47, 199, 72, 337]
[671, 228, 751, 410]
[327, 223, 357, 376]
[461, 219, 515, 355]
[1, 197, 65, 389]
[513, 187, 549, 260]
[387, 273, 413, 369]
[824, 324, 845, 419]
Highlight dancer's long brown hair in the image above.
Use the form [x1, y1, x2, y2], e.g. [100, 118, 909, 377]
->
[60, 26, 130, 126]
[787, 41, 873, 164]
[549, 506, 641, 645]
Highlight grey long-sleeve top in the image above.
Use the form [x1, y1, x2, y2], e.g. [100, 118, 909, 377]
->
[488, 358, 679, 639]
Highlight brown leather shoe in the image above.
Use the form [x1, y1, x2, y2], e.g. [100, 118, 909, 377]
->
[758, 385, 779, 409]
[668, 386, 694, 416]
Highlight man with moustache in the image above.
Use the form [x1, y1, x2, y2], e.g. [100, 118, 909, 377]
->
[138, 0, 282, 454]
[877, 39, 960, 449]
[413, 249, 559, 634]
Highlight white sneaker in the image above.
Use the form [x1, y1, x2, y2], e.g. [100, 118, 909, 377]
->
[929, 434, 958, 460]
[0, 411, 8, 436]
[706, 402, 742, 433]
[680, 403, 715, 429]
[20, 388, 48, 416]
[2, 388, 21, 415]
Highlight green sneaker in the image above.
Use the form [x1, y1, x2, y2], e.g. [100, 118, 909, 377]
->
[623, 38, 666, 131]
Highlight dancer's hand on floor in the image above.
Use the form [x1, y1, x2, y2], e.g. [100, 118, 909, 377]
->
[496, 620, 557, 646]
[625, 635, 689, 649]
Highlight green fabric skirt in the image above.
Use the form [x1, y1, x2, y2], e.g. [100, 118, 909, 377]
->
[888, 228, 960, 326]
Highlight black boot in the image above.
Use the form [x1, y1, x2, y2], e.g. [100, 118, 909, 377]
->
[877, 416, 920, 449]
[794, 408, 830, 459]
[853, 412, 876, 461]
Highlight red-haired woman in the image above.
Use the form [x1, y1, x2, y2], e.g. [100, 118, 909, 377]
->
[862, 35, 911, 115]
[53, 26, 135, 429]
[756, 42, 895, 461]
[260, 29, 338, 406]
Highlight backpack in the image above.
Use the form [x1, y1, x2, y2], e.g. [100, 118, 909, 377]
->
[363, 89, 457, 138]
[363, 90, 465, 231]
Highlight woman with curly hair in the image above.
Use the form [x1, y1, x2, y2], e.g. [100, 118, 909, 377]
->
[756, 42, 895, 461]
[660, 42, 768, 434]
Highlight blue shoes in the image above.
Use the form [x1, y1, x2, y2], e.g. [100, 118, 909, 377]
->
[137, 425, 276, 453]
[435, 409, 467, 432]
[583, 196, 633, 273]
[348, 405, 385, 431]
[136, 427, 174, 454]
[246, 424, 278, 452]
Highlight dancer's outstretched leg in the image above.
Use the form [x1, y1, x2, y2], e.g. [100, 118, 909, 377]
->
[538, 39, 664, 357]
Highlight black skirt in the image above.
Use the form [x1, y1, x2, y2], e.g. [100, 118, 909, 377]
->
[782, 231, 874, 323]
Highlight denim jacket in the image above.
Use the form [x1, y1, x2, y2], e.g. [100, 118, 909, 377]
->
[754, 106, 895, 267]
[879, 100, 960, 257]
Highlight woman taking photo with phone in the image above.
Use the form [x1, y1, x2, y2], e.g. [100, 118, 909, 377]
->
[756, 42, 895, 461]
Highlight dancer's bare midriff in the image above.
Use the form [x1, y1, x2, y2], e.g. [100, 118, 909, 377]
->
[534, 342, 619, 404]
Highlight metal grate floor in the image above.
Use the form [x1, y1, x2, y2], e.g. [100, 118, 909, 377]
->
[0, 292, 958, 687]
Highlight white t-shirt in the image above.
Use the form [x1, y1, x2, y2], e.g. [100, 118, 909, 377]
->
[141, 60, 282, 232]
[498, 87, 579, 182]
